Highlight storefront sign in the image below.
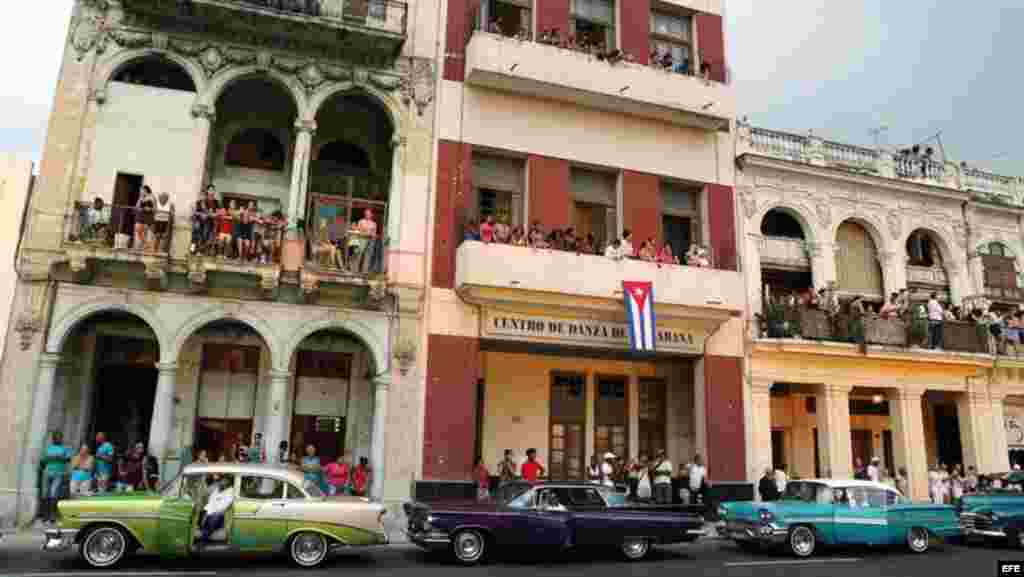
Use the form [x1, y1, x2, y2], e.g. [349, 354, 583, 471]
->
[483, 311, 704, 354]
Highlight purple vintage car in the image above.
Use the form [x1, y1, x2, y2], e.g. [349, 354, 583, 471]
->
[404, 482, 705, 565]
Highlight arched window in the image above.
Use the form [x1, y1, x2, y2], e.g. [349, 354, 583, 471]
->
[989, 242, 1009, 257]
[225, 128, 286, 171]
[317, 140, 371, 174]
[760, 209, 805, 240]
[982, 242, 1018, 294]
[836, 221, 884, 297]
[906, 230, 941, 267]
[113, 57, 196, 92]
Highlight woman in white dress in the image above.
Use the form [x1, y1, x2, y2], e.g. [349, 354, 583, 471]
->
[928, 465, 941, 503]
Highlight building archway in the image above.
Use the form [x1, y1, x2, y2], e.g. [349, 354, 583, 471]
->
[835, 219, 885, 301]
[112, 55, 197, 92]
[905, 228, 953, 304]
[759, 207, 813, 305]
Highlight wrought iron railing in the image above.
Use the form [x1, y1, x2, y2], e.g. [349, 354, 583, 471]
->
[196, 0, 408, 35]
[305, 195, 388, 276]
[189, 209, 286, 263]
[66, 202, 174, 255]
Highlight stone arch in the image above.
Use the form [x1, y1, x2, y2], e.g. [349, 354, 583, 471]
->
[219, 122, 293, 172]
[46, 301, 171, 361]
[830, 212, 889, 256]
[94, 48, 206, 97]
[304, 82, 404, 138]
[280, 317, 387, 376]
[977, 237, 1018, 258]
[754, 203, 817, 243]
[901, 226, 957, 268]
[171, 305, 281, 367]
[200, 65, 307, 117]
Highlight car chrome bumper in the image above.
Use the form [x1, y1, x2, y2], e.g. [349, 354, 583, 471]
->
[406, 530, 451, 550]
[724, 521, 788, 544]
[964, 527, 1007, 539]
[42, 528, 77, 552]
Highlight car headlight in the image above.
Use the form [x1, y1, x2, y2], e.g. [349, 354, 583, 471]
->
[987, 512, 1000, 521]
[758, 509, 774, 522]
[717, 506, 727, 518]
[423, 515, 435, 531]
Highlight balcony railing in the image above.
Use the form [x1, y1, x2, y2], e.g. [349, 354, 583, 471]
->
[760, 236, 810, 268]
[304, 195, 388, 278]
[906, 265, 948, 286]
[758, 304, 988, 354]
[189, 211, 285, 264]
[740, 123, 1024, 205]
[65, 202, 173, 256]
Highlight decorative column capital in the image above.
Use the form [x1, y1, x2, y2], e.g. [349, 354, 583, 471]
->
[38, 352, 62, 369]
[156, 362, 178, 375]
[391, 135, 408, 149]
[88, 88, 107, 105]
[749, 377, 774, 394]
[373, 374, 392, 391]
[294, 119, 317, 135]
[191, 104, 215, 120]
[269, 369, 293, 381]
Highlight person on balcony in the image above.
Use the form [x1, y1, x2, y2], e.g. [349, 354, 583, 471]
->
[656, 242, 678, 265]
[479, 215, 495, 243]
[134, 185, 156, 251]
[638, 238, 656, 262]
[494, 213, 510, 244]
[927, 292, 945, 350]
[348, 208, 378, 273]
[879, 292, 900, 319]
[87, 197, 109, 243]
[153, 191, 174, 253]
[236, 201, 256, 262]
[215, 204, 234, 258]
[314, 218, 338, 268]
[262, 211, 285, 264]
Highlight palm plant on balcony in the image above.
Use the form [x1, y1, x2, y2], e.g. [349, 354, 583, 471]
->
[908, 304, 928, 347]
[761, 300, 788, 338]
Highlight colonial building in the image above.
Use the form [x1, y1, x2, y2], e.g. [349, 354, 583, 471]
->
[736, 121, 1024, 500]
[422, 0, 748, 488]
[1, 0, 438, 526]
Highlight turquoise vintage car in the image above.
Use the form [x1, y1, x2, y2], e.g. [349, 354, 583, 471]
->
[959, 471, 1024, 547]
[43, 463, 388, 569]
[719, 479, 960, 557]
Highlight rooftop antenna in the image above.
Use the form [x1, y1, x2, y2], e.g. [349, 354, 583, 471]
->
[870, 122, 889, 151]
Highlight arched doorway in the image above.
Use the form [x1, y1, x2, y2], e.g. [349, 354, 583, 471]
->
[905, 229, 951, 304]
[205, 76, 298, 259]
[179, 319, 273, 462]
[52, 311, 161, 453]
[759, 208, 812, 305]
[288, 329, 377, 470]
[307, 92, 394, 274]
[836, 220, 884, 301]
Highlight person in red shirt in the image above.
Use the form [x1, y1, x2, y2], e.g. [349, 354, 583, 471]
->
[352, 457, 370, 496]
[479, 215, 495, 243]
[520, 448, 545, 483]
[474, 457, 491, 500]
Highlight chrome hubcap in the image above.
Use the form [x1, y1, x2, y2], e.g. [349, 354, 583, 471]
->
[910, 528, 928, 551]
[292, 533, 326, 566]
[791, 528, 814, 556]
[85, 528, 125, 566]
[623, 539, 648, 558]
[455, 531, 483, 561]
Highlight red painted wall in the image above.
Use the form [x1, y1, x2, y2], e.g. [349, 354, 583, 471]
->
[695, 13, 726, 83]
[535, 0, 570, 38]
[703, 355, 745, 482]
[706, 183, 737, 271]
[622, 170, 660, 245]
[528, 154, 571, 230]
[423, 335, 481, 480]
[444, 0, 472, 81]
[619, 0, 651, 64]
[432, 141, 474, 289]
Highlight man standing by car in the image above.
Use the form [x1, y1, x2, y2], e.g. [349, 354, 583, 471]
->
[652, 449, 673, 504]
[600, 453, 616, 487]
[200, 475, 234, 545]
[759, 467, 779, 501]
[688, 454, 706, 505]
[521, 448, 545, 484]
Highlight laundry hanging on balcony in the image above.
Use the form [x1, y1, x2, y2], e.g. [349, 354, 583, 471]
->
[623, 281, 656, 353]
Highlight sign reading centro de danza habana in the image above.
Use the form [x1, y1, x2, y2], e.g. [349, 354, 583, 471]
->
[483, 310, 704, 354]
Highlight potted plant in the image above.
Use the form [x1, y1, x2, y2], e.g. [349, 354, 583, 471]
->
[909, 304, 928, 347]
[763, 301, 788, 338]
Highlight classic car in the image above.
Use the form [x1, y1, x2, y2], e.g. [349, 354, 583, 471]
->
[718, 479, 960, 557]
[43, 463, 388, 569]
[959, 471, 1024, 547]
[404, 482, 705, 565]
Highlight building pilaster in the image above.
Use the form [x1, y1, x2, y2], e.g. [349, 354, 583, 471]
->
[371, 375, 390, 501]
[147, 362, 179, 480]
[18, 353, 62, 521]
[817, 383, 853, 480]
[748, 378, 773, 490]
[890, 387, 928, 501]
[287, 120, 316, 228]
[264, 370, 293, 465]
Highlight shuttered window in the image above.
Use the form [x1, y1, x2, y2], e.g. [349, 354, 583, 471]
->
[835, 221, 884, 297]
[571, 168, 617, 206]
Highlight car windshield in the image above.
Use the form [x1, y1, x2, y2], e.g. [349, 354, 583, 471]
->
[781, 481, 831, 504]
[303, 480, 323, 498]
[505, 488, 535, 509]
[596, 487, 625, 507]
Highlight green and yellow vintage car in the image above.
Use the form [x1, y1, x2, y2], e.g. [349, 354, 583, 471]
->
[43, 463, 388, 569]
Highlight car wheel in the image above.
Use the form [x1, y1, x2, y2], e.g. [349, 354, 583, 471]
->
[451, 529, 487, 566]
[788, 526, 816, 558]
[621, 538, 651, 561]
[907, 527, 930, 553]
[289, 531, 329, 569]
[79, 525, 128, 569]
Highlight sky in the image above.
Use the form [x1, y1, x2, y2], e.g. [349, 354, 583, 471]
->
[0, 1, 1021, 175]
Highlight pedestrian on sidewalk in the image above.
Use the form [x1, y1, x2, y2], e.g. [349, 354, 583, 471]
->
[352, 457, 370, 496]
[474, 457, 491, 500]
[94, 432, 114, 493]
[688, 454, 706, 505]
[498, 449, 518, 484]
[652, 450, 673, 504]
[521, 449, 545, 484]
[324, 454, 351, 496]
[69, 444, 94, 498]
[41, 431, 72, 524]
[759, 467, 779, 501]
[302, 445, 322, 492]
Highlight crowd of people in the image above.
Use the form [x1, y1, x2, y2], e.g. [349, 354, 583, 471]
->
[39, 431, 159, 524]
[484, 19, 713, 79]
[465, 215, 714, 267]
[190, 185, 287, 263]
[73, 187, 175, 252]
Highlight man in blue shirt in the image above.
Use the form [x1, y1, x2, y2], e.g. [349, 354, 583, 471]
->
[94, 432, 115, 493]
[41, 431, 71, 524]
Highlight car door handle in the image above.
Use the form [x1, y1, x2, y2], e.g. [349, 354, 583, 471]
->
[271, 503, 286, 507]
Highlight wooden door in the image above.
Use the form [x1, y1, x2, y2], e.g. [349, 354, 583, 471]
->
[594, 376, 628, 463]
[549, 373, 586, 481]
[292, 350, 351, 463]
[771, 429, 786, 470]
[813, 427, 821, 478]
[851, 429, 873, 468]
[836, 221, 883, 296]
[883, 430, 894, 473]
[113, 172, 143, 235]
[638, 379, 665, 459]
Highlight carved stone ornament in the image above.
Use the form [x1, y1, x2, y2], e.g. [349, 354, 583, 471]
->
[886, 212, 902, 241]
[953, 222, 968, 249]
[393, 340, 416, 376]
[199, 46, 225, 75]
[815, 202, 831, 230]
[14, 314, 43, 351]
[369, 73, 401, 91]
[70, 12, 109, 60]
[106, 28, 152, 50]
[396, 58, 434, 116]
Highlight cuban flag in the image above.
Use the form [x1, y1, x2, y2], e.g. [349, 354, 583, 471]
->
[623, 281, 656, 352]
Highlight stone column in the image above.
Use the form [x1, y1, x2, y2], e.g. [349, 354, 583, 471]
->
[190, 104, 215, 197]
[746, 234, 764, 319]
[147, 363, 179, 478]
[371, 375, 390, 501]
[816, 383, 853, 480]
[584, 373, 596, 463]
[990, 393, 1011, 473]
[73, 90, 105, 204]
[628, 374, 639, 461]
[18, 353, 62, 517]
[264, 370, 293, 465]
[890, 387, 928, 501]
[386, 136, 406, 246]
[749, 379, 774, 492]
[957, 387, 993, 474]
[287, 120, 316, 227]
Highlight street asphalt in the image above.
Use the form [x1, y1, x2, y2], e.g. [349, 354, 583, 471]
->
[1, 530, 1022, 577]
